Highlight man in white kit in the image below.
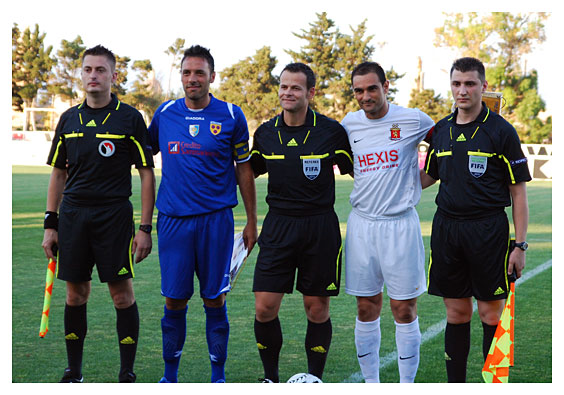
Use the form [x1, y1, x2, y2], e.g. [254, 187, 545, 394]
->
[341, 62, 434, 383]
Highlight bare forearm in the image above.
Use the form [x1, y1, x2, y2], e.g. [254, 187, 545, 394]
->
[236, 161, 257, 225]
[46, 167, 67, 212]
[510, 182, 529, 242]
[420, 169, 437, 190]
[235, 161, 258, 253]
[138, 167, 155, 225]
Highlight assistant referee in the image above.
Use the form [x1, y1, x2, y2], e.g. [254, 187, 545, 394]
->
[250, 63, 353, 383]
[42, 45, 155, 383]
[421, 57, 531, 382]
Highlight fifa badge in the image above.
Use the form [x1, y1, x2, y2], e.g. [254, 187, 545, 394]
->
[303, 158, 321, 180]
[469, 155, 487, 178]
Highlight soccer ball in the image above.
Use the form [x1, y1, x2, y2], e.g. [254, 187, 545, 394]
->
[286, 373, 323, 383]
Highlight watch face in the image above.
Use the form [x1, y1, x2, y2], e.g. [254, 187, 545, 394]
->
[516, 242, 528, 251]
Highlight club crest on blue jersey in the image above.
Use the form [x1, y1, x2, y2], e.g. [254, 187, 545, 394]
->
[210, 121, 222, 135]
[189, 125, 199, 137]
[303, 158, 321, 180]
[469, 155, 487, 178]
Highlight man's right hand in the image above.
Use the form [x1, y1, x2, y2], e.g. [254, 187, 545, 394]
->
[42, 229, 58, 260]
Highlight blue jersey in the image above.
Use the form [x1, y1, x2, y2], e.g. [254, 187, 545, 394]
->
[149, 94, 250, 216]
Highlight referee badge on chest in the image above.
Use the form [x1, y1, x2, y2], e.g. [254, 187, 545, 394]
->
[468, 155, 487, 178]
[303, 158, 321, 180]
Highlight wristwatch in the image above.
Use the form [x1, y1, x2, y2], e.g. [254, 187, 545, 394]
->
[139, 224, 152, 234]
[514, 241, 528, 251]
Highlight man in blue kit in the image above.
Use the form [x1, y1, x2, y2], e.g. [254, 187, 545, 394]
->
[148, 45, 257, 383]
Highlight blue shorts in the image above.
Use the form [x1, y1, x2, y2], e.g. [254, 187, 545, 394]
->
[157, 208, 234, 300]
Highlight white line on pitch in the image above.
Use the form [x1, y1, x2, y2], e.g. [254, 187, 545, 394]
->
[343, 259, 553, 383]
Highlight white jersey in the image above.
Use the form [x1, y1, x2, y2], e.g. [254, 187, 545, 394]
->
[341, 104, 434, 218]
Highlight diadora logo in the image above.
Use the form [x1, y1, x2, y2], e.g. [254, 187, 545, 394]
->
[98, 140, 115, 157]
[168, 141, 180, 154]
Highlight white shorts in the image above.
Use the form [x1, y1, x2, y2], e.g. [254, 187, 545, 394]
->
[345, 207, 426, 300]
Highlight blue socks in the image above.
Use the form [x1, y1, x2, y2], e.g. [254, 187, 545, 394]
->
[161, 305, 187, 383]
[161, 303, 230, 383]
[204, 303, 230, 383]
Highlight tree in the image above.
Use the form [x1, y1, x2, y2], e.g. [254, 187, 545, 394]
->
[408, 57, 452, 122]
[164, 38, 186, 100]
[113, 54, 131, 97]
[286, 12, 339, 113]
[12, 24, 23, 111]
[286, 13, 403, 120]
[328, 19, 375, 119]
[123, 59, 164, 122]
[408, 89, 452, 123]
[49, 36, 86, 106]
[12, 23, 57, 130]
[434, 12, 550, 143]
[215, 46, 279, 132]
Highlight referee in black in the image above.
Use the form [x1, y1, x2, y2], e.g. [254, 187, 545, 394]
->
[250, 63, 353, 383]
[41, 45, 155, 383]
[421, 57, 531, 382]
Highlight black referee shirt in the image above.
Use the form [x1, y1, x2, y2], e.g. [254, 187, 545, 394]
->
[250, 108, 353, 216]
[424, 103, 531, 218]
[47, 94, 154, 205]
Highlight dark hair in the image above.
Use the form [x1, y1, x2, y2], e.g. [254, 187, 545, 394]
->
[181, 45, 215, 74]
[281, 62, 316, 90]
[82, 45, 116, 71]
[351, 61, 387, 85]
[450, 57, 486, 82]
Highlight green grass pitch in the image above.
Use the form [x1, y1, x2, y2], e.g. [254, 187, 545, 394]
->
[11, 165, 552, 383]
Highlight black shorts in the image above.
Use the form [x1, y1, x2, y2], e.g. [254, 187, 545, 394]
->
[253, 210, 342, 296]
[57, 199, 135, 283]
[427, 210, 511, 300]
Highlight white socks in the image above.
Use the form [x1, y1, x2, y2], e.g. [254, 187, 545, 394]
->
[354, 317, 381, 383]
[355, 316, 421, 383]
[395, 317, 421, 383]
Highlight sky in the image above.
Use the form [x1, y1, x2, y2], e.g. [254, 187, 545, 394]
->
[8, 0, 557, 114]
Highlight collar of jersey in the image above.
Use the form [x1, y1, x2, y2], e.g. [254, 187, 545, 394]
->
[77, 93, 120, 113]
[275, 107, 316, 128]
[448, 101, 491, 126]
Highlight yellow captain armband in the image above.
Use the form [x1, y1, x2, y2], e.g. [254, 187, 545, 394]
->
[233, 141, 250, 161]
